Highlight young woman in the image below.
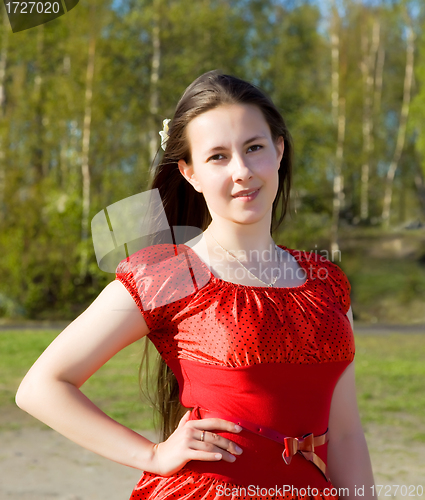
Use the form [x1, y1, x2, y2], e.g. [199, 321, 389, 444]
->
[16, 70, 375, 499]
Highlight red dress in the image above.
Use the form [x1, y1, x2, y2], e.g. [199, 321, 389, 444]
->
[115, 243, 355, 500]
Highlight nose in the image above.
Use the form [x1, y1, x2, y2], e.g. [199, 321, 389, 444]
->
[231, 152, 253, 181]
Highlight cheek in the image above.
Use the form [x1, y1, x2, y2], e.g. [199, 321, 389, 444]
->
[201, 169, 228, 189]
[260, 159, 280, 194]
[201, 176, 230, 206]
[256, 158, 279, 182]
[195, 166, 226, 199]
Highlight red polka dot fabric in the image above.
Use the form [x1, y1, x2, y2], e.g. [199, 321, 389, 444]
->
[115, 243, 355, 499]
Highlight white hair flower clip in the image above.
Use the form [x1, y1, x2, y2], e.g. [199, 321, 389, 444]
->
[159, 118, 171, 151]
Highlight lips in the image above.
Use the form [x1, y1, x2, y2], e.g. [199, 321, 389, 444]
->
[232, 188, 260, 197]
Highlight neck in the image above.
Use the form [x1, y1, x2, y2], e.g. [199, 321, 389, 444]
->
[205, 218, 277, 263]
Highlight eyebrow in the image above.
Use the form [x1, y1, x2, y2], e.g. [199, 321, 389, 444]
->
[205, 135, 267, 155]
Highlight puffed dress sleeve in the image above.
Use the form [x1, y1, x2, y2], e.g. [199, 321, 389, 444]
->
[317, 257, 351, 315]
[298, 250, 352, 315]
[114, 244, 173, 332]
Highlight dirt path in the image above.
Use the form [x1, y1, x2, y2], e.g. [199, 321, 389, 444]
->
[362, 421, 425, 497]
[1, 426, 147, 500]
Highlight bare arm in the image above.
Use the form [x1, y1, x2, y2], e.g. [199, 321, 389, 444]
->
[327, 306, 375, 499]
[16, 280, 242, 475]
[16, 280, 156, 470]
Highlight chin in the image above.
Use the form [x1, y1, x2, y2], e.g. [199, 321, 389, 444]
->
[210, 205, 273, 226]
[231, 213, 271, 226]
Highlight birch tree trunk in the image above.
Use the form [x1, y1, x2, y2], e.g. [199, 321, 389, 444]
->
[381, 21, 414, 227]
[59, 55, 71, 189]
[148, 0, 161, 176]
[360, 19, 380, 221]
[331, 22, 339, 125]
[331, 98, 346, 256]
[0, 10, 9, 222]
[330, 4, 345, 255]
[79, 25, 96, 279]
[373, 43, 385, 116]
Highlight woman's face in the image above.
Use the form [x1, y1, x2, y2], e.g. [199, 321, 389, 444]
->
[178, 103, 285, 227]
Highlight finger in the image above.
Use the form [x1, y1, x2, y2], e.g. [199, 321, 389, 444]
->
[196, 431, 243, 456]
[189, 441, 238, 463]
[177, 410, 191, 429]
[187, 449, 224, 462]
[189, 418, 242, 433]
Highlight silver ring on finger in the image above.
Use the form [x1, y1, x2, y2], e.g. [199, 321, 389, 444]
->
[200, 430, 206, 442]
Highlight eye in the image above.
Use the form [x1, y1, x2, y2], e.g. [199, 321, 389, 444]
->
[208, 153, 225, 162]
[247, 144, 263, 153]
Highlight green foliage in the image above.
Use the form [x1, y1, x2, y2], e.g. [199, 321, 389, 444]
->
[0, 0, 424, 320]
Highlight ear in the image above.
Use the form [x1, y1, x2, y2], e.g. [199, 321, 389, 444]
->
[276, 136, 285, 167]
[178, 159, 203, 193]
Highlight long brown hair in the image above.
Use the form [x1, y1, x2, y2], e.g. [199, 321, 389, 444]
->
[141, 70, 294, 440]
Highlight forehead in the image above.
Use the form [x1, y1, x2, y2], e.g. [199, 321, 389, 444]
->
[185, 104, 271, 151]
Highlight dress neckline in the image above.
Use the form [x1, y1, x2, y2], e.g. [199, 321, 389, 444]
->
[180, 244, 311, 291]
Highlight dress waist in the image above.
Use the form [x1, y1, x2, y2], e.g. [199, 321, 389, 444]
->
[182, 405, 330, 489]
[194, 406, 329, 480]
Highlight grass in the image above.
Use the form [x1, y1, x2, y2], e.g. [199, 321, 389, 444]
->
[1, 330, 424, 435]
[0, 330, 158, 431]
[354, 333, 425, 432]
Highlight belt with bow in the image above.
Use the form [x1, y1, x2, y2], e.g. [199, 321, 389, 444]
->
[192, 406, 330, 482]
